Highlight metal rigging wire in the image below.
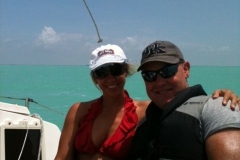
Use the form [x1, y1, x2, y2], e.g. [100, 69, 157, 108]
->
[82, 0, 103, 43]
[0, 96, 65, 116]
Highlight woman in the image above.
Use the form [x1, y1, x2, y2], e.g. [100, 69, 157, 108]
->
[55, 44, 239, 160]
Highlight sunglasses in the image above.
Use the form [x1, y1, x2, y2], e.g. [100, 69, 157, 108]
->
[92, 63, 126, 79]
[141, 63, 180, 82]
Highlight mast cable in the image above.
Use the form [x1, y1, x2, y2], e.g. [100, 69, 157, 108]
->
[82, 0, 103, 43]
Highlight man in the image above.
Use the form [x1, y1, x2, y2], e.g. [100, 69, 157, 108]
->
[130, 41, 240, 160]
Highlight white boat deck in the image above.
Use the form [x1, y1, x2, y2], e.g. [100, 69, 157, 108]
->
[0, 101, 61, 160]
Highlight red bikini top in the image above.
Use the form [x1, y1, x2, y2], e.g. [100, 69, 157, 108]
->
[74, 90, 138, 159]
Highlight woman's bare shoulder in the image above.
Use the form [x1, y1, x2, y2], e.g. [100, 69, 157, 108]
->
[66, 99, 99, 121]
[133, 99, 150, 113]
[133, 99, 150, 108]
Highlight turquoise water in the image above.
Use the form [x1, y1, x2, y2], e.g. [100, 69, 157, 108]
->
[0, 65, 240, 130]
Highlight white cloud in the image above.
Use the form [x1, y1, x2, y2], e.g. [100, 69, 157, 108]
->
[218, 46, 230, 51]
[4, 38, 12, 42]
[35, 26, 94, 49]
[121, 36, 137, 45]
[199, 46, 215, 52]
[37, 26, 61, 45]
[181, 43, 231, 53]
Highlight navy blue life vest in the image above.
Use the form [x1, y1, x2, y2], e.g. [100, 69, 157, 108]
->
[130, 85, 209, 160]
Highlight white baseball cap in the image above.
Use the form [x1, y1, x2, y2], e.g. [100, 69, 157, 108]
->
[89, 44, 128, 70]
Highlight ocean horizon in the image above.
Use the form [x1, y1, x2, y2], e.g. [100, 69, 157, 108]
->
[1, 65, 239, 130]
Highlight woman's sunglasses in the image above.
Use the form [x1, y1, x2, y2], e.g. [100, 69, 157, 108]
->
[141, 63, 180, 82]
[92, 63, 126, 79]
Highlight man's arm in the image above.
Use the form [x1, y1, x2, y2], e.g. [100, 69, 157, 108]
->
[205, 129, 240, 160]
[202, 97, 240, 160]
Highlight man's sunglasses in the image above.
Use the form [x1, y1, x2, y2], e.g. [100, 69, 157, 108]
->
[92, 63, 126, 79]
[141, 63, 180, 82]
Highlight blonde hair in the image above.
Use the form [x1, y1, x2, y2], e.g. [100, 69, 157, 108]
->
[124, 62, 138, 77]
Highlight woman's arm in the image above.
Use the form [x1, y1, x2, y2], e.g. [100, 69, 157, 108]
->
[54, 102, 85, 160]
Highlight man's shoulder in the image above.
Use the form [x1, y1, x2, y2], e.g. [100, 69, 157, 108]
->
[202, 96, 240, 122]
[202, 97, 240, 139]
[203, 96, 235, 112]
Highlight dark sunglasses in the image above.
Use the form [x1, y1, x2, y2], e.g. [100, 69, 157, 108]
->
[141, 63, 180, 82]
[92, 63, 126, 79]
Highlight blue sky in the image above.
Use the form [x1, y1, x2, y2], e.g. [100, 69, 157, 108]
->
[1, 0, 239, 66]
